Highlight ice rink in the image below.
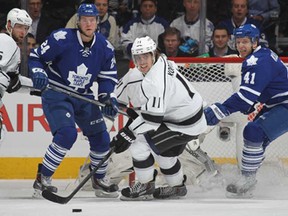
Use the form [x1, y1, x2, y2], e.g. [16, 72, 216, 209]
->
[0, 163, 288, 216]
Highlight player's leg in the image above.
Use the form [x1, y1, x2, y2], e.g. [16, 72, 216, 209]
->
[143, 123, 196, 199]
[226, 105, 288, 198]
[33, 91, 77, 197]
[153, 151, 188, 199]
[120, 134, 157, 201]
[78, 103, 118, 198]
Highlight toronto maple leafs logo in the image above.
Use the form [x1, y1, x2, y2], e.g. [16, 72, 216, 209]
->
[247, 55, 258, 66]
[53, 30, 67, 41]
[67, 63, 92, 90]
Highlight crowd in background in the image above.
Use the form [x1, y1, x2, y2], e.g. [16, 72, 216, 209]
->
[1, 0, 288, 78]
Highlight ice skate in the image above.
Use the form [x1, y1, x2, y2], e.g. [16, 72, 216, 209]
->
[92, 175, 119, 198]
[226, 174, 257, 198]
[153, 176, 187, 199]
[32, 164, 57, 198]
[120, 170, 157, 201]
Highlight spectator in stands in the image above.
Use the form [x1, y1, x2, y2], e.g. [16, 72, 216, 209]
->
[206, 0, 231, 26]
[27, 0, 42, 40]
[278, 0, 288, 38]
[170, 0, 214, 56]
[156, 0, 184, 23]
[248, 0, 280, 50]
[26, 33, 37, 55]
[208, 25, 238, 57]
[159, 27, 197, 57]
[218, 0, 267, 50]
[120, 0, 169, 58]
[66, 0, 118, 47]
[35, 0, 75, 44]
[113, 0, 133, 28]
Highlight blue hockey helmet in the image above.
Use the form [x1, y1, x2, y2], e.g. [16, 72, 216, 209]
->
[233, 24, 260, 42]
[77, 3, 99, 18]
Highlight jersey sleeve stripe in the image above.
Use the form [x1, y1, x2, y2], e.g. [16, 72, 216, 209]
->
[240, 86, 261, 96]
[237, 92, 254, 105]
[100, 70, 117, 75]
[97, 74, 118, 83]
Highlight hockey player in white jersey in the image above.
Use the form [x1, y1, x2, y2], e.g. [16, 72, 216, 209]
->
[0, 8, 32, 139]
[109, 36, 208, 200]
[204, 24, 288, 198]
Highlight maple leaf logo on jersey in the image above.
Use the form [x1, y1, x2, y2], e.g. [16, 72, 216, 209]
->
[53, 30, 67, 41]
[247, 55, 258, 66]
[67, 63, 92, 90]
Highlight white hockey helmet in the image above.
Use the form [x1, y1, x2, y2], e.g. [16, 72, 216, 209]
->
[131, 36, 157, 55]
[131, 36, 157, 67]
[6, 8, 32, 29]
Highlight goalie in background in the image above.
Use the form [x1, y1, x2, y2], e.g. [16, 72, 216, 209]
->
[204, 24, 288, 198]
[109, 36, 208, 200]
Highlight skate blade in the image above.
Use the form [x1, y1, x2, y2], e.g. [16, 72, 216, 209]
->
[153, 195, 185, 200]
[120, 194, 154, 201]
[225, 190, 254, 199]
[95, 190, 119, 198]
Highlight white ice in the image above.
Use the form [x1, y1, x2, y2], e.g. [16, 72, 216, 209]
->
[1, 163, 288, 216]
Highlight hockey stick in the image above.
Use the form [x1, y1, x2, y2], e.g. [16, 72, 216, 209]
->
[42, 146, 115, 204]
[46, 85, 128, 116]
[22, 83, 129, 117]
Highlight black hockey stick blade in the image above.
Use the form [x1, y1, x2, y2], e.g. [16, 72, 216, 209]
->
[42, 147, 115, 204]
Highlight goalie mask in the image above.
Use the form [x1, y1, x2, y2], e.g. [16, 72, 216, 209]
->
[131, 36, 157, 69]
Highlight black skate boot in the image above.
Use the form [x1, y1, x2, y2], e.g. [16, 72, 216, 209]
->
[91, 174, 119, 198]
[32, 163, 58, 198]
[226, 173, 257, 198]
[153, 175, 187, 199]
[120, 170, 157, 201]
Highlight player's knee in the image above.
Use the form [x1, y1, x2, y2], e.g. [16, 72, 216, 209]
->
[243, 122, 266, 143]
[53, 126, 77, 150]
[156, 155, 178, 169]
[88, 130, 110, 152]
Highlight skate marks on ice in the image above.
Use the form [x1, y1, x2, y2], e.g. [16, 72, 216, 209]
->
[0, 163, 288, 216]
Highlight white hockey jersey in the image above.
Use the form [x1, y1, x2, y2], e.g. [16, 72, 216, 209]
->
[125, 55, 207, 136]
[114, 68, 144, 108]
[0, 33, 21, 106]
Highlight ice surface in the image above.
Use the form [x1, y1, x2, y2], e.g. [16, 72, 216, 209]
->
[1, 163, 288, 216]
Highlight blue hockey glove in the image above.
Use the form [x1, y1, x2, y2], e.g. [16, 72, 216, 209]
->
[99, 93, 119, 118]
[31, 68, 48, 90]
[110, 126, 135, 154]
[204, 103, 230, 125]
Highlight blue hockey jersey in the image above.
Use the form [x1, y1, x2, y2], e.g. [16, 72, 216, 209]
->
[29, 28, 118, 96]
[223, 46, 288, 114]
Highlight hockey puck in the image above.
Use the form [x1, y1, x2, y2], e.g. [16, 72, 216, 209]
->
[72, 209, 82, 213]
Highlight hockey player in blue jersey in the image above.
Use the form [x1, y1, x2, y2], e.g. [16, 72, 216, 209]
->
[29, 4, 119, 198]
[204, 24, 288, 198]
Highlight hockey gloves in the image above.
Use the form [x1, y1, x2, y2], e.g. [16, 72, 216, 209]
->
[110, 126, 136, 154]
[6, 73, 21, 93]
[204, 103, 230, 125]
[99, 93, 119, 118]
[31, 68, 48, 90]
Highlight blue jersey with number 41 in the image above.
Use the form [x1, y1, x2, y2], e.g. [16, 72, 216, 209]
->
[223, 46, 288, 114]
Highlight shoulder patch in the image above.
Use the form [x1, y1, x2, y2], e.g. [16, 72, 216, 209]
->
[53, 30, 67, 41]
